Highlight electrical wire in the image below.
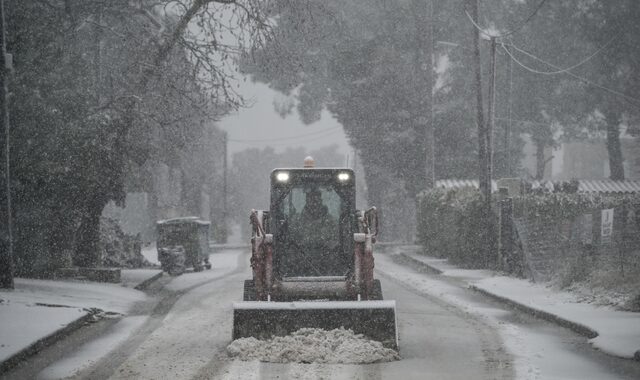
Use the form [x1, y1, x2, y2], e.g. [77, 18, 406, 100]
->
[465, 0, 548, 38]
[502, 41, 640, 107]
[228, 126, 341, 143]
[500, 33, 618, 76]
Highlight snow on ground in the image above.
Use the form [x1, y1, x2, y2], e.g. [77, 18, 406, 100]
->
[165, 250, 243, 292]
[227, 328, 399, 364]
[475, 276, 640, 359]
[377, 253, 634, 380]
[0, 303, 88, 361]
[120, 269, 163, 289]
[38, 316, 147, 380]
[3, 278, 147, 314]
[0, 276, 148, 364]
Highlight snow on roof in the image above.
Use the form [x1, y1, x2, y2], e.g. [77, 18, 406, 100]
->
[530, 179, 640, 194]
[576, 179, 640, 193]
[436, 179, 640, 194]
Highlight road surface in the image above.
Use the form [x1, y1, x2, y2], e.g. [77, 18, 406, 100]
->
[5, 247, 640, 379]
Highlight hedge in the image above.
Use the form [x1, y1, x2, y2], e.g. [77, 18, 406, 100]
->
[416, 188, 497, 268]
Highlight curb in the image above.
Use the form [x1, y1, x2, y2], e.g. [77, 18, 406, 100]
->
[397, 252, 443, 275]
[468, 284, 599, 339]
[134, 271, 164, 291]
[396, 252, 597, 339]
[0, 311, 95, 375]
[394, 251, 640, 362]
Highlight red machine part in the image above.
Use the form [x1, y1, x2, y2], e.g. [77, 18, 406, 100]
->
[249, 210, 273, 301]
[352, 207, 379, 299]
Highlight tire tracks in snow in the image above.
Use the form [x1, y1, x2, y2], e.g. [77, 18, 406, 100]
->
[74, 251, 249, 380]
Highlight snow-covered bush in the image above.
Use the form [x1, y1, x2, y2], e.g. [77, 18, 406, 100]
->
[100, 218, 150, 268]
[416, 188, 497, 268]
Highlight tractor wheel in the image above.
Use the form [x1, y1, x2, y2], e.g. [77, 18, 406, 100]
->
[370, 279, 383, 300]
[243, 280, 257, 301]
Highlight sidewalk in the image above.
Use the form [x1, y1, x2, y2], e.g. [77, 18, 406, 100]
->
[0, 268, 162, 373]
[399, 250, 640, 361]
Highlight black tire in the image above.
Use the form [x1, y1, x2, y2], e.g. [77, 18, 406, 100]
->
[243, 279, 257, 301]
[205, 263, 212, 270]
[193, 263, 204, 272]
[370, 279, 383, 300]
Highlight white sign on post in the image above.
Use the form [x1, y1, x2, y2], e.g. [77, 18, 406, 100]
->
[601, 208, 614, 243]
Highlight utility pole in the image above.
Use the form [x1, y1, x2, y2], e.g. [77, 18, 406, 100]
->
[506, 44, 513, 177]
[413, 0, 435, 190]
[428, 0, 435, 188]
[469, 0, 487, 198]
[221, 131, 228, 244]
[469, 0, 495, 266]
[0, 0, 13, 289]
[486, 36, 497, 197]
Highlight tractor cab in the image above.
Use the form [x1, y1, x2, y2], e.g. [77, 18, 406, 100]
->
[270, 167, 356, 278]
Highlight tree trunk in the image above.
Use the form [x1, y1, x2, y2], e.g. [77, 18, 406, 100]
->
[604, 109, 625, 180]
[74, 195, 106, 267]
[48, 207, 75, 275]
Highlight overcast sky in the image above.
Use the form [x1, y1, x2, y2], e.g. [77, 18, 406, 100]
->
[218, 79, 352, 160]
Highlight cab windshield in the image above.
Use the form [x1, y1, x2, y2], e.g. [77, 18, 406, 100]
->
[275, 184, 351, 277]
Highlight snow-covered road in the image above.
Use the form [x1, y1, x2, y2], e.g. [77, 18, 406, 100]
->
[7, 247, 639, 380]
[52, 248, 513, 380]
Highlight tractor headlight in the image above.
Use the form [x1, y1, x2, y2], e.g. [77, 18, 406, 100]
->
[337, 172, 350, 181]
[276, 171, 290, 182]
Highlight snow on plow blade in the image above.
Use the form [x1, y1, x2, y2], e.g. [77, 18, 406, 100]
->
[232, 300, 398, 349]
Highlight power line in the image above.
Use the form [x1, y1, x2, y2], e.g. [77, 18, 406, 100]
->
[464, 0, 548, 38]
[498, 0, 548, 38]
[228, 126, 341, 143]
[502, 41, 640, 107]
[499, 33, 618, 76]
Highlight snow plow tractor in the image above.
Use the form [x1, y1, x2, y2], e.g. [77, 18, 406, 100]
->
[232, 158, 397, 348]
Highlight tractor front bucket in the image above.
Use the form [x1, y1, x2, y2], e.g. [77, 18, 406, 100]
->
[232, 300, 397, 349]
